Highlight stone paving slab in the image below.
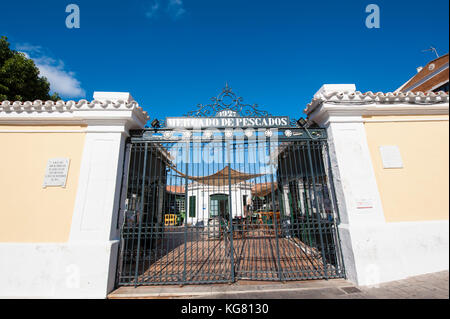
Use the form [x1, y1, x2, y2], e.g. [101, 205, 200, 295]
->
[346, 271, 449, 299]
[109, 278, 350, 299]
[108, 271, 449, 299]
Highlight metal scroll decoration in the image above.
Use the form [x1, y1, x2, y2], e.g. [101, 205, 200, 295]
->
[185, 83, 272, 118]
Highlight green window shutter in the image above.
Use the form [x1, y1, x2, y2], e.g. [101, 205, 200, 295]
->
[189, 196, 196, 218]
[279, 192, 285, 216]
[288, 192, 293, 213]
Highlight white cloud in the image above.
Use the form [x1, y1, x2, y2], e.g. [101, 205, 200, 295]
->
[15, 43, 42, 54]
[16, 43, 85, 99]
[145, 0, 186, 20]
[145, 0, 160, 19]
[34, 60, 85, 98]
[167, 0, 186, 20]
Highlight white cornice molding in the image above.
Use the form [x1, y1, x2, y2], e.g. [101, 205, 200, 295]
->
[305, 90, 449, 114]
[305, 89, 449, 125]
[0, 99, 149, 130]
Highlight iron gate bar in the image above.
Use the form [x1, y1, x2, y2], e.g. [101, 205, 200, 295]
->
[324, 143, 346, 278]
[226, 139, 236, 283]
[182, 141, 188, 283]
[115, 142, 131, 287]
[117, 127, 345, 286]
[306, 142, 328, 279]
[281, 141, 304, 279]
[268, 139, 283, 281]
[133, 143, 147, 286]
[277, 141, 297, 280]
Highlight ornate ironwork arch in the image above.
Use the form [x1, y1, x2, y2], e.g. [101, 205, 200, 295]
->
[185, 83, 272, 117]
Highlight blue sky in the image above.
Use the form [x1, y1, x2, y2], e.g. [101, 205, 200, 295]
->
[1, 0, 448, 120]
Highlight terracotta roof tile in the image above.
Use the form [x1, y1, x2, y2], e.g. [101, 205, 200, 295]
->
[397, 53, 449, 93]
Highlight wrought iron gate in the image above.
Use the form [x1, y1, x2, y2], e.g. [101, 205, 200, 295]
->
[116, 86, 345, 286]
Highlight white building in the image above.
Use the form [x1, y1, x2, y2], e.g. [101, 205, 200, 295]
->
[185, 180, 253, 225]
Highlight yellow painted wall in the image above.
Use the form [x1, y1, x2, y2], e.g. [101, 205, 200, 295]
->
[0, 125, 86, 242]
[364, 115, 449, 222]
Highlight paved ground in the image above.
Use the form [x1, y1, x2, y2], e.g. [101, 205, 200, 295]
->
[194, 271, 449, 299]
[109, 270, 449, 299]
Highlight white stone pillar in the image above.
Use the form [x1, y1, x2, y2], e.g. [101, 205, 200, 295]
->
[67, 92, 148, 297]
[308, 86, 389, 285]
[321, 115, 386, 286]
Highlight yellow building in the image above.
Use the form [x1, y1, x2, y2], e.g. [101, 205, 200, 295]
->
[0, 94, 148, 298]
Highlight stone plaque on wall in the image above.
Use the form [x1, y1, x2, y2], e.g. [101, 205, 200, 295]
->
[379, 145, 403, 169]
[43, 158, 70, 188]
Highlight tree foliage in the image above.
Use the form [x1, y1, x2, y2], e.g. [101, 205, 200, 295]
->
[0, 36, 60, 102]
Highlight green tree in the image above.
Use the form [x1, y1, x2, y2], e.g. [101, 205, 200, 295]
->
[0, 36, 60, 102]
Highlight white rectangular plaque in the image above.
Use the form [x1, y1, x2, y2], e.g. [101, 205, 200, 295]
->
[379, 145, 403, 169]
[43, 158, 70, 188]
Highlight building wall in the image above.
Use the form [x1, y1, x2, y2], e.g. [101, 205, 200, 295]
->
[0, 125, 86, 243]
[186, 184, 251, 224]
[363, 115, 449, 222]
[322, 114, 449, 287]
[305, 85, 449, 286]
[0, 95, 148, 298]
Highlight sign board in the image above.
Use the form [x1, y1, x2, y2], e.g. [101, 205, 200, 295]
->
[166, 116, 290, 129]
[379, 145, 403, 169]
[43, 158, 70, 188]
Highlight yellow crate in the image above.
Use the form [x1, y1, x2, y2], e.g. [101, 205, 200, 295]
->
[164, 214, 177, 226]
